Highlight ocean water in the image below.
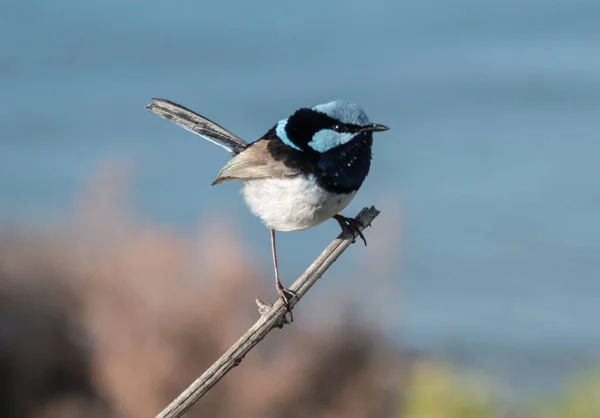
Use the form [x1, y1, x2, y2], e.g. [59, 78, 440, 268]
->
[1, 0, 599, 397]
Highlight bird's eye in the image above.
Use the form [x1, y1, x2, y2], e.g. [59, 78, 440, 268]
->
[333, 124, 341, 132]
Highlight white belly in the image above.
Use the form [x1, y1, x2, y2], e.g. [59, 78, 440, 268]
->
[241, 175, 356, 231]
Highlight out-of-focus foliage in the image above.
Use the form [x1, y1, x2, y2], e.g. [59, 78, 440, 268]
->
[401, 361, 496, 418]
[534, 369, 600, 418]
[396, 362, 600, 418]
[0, 171, 597, 418]
[0, 171, 408, 418]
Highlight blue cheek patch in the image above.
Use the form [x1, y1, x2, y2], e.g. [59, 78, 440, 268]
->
[308, 129, 356, 153]
[276, 119, 303, 151]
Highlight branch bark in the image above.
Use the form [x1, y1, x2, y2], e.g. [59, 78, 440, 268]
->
[155, 206, 381, 418]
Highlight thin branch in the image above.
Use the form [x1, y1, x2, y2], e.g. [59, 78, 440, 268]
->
[155, 206, 381, 418]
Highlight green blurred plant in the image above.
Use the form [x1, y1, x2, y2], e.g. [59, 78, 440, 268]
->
[535, 367, 600, 418]
[400, 361, 497, 418]
[398, 362, 600, 418]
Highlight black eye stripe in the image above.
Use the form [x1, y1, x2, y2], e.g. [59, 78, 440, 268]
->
[336, 124, 362, 133]
[282, 108, 364, 149]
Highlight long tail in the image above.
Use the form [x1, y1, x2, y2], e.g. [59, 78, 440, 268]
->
[146, 98, 248, 154]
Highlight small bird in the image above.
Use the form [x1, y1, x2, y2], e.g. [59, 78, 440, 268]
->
[146, 98, 388, 319]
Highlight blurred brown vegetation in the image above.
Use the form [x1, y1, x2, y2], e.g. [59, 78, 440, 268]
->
[2, 167, 599, 418]
[0, 167, 410, 418]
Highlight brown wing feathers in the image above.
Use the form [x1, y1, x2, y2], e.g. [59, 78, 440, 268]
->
[212, 140, 299, 185]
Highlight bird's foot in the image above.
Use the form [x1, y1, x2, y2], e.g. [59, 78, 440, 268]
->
[276, 282, 297, 322]
[333, 214, 367, 246]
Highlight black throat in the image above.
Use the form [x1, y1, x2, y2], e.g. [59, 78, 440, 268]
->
[261, 127, 373, 194]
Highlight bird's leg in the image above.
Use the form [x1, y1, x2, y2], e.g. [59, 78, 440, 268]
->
[270, 228, 296, 321]
[333, 214, 367, 246]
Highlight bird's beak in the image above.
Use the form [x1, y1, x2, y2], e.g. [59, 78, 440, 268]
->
[360, 123, 389, 133]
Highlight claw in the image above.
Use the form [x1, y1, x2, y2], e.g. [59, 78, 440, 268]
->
[276, 284, 297, 322]
[333, 215, 367, 246]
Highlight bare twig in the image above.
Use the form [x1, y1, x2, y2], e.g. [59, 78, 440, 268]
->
[155, 206, 381, 418]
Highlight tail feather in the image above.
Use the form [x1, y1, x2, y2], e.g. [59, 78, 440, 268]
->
[146, 98, 248, 154]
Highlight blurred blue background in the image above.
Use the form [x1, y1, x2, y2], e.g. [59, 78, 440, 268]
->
[1, 0, 599, 399]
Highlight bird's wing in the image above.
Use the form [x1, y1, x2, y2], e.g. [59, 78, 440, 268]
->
[146, 98, 248, 154]
[212, 139, 300, 185]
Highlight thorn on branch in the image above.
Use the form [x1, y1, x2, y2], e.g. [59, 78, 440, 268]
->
[255, 299, 289, 329]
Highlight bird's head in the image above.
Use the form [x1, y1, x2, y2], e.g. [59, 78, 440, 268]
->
[275, 100, 388, 153]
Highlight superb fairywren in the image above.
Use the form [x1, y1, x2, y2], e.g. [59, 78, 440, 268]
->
[146, 98, 388, 318]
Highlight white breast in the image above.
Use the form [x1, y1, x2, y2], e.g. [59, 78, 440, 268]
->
[241, 175, 356, 232]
